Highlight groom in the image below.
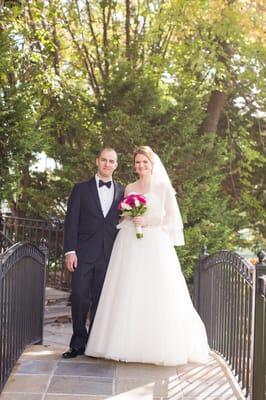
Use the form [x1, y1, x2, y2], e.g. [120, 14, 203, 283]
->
[62, 148, 124, 358]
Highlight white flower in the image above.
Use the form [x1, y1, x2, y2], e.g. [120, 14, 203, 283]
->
[122, 203, 132, 210]
[134, 199, 140, 207]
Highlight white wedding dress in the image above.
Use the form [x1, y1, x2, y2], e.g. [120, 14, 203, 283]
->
[85, 189, 209, 366]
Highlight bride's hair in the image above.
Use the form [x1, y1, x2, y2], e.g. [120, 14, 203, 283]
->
[133, 146, 154, 165]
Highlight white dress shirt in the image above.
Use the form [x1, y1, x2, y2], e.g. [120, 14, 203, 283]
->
[95, 174, 114, 217]
[65, 175, 114, 256]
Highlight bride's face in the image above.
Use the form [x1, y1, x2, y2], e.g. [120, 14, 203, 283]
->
[134, 153, 152, 177]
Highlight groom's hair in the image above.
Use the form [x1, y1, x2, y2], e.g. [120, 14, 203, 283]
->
[97, 147, 118, 160]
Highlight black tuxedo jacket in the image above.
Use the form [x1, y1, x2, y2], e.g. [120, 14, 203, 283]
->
[64, 177, 124, 263]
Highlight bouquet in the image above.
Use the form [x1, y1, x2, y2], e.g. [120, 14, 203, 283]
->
[118, 193, 148, 238]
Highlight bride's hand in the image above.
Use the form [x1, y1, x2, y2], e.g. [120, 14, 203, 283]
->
[133, 216, 146, 226]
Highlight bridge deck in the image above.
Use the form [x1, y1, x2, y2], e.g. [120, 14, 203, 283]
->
[1, 323, 244, 400]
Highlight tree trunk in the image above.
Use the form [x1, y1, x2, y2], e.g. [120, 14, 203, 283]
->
[52, 14, 60, 76]
[125, 0, 131, 62]
[15, 164, 32, 218]
[199, 90, 228, 135]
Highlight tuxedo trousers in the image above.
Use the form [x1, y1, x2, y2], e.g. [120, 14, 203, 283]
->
[70, 251, 109, 351]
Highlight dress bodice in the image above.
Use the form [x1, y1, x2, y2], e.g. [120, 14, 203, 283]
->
[143, 192, 164, 224]
[117, 191, 164, 231]
[118, 185, 185, 247]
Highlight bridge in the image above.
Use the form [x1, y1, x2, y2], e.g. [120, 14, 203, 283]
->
[0, 217, 265, 399]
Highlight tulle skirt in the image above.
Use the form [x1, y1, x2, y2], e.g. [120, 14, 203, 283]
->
[85, 222, 209, 366]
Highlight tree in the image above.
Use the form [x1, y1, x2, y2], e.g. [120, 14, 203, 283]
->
[1, 0, 265, 276]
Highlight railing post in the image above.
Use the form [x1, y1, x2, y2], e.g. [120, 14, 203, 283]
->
[194, 245, 208, 312]
[0, 253, 3, 391]
[38, 238, 48, 345]
[40, 237, 49, 267]
[252, 250, 266, 400]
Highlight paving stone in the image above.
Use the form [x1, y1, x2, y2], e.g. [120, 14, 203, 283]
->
[177, 357, 242, 399]
[45, 287, 70, 303]
[54, 361, 115, 378]
[2, 374, 49, 393]
[44, 323, 72, 335]
[61, 356, 115, 366]
[0, 394, 43, 400]
[15, 360, 57, 374]
[179, 367, 227, 385]
[44, 305, 71, 325]
[115, 376, 182, 397]
[106, 382, 179, 399]
[179, 374, 240, 399]
[44, 335, 71, 347]
[45, 304, 70, 314]
[183, 395, 238, 400]
[113, 381, 155, 398]
[19, 346, 64, 361]
[45, 396, 107, 400]
[177, 360, 217, 379]
[0, 316, 244, 400]
[47, 376, 113, 395]
[43, 324, 72, 346]
[116, 363, 177, 379]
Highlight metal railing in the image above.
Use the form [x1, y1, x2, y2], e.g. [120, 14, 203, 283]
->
[0, 231, 13, 254]
[0, 240, 47, 393]
[253, 262, 266, 400]
[2, 215, 70, 290]
[194, 248, 266, 400]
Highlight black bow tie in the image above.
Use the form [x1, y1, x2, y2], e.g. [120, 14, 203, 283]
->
[99, 180, 112, 189]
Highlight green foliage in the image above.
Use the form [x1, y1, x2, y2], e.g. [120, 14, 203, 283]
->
[0, 0, 265, 277]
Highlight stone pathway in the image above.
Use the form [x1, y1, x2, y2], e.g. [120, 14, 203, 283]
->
[0, 323, 244, 400]
[0, 288, 245, 399]
[44, 288, 71, 325]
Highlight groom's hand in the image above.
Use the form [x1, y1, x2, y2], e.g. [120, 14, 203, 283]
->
[65, 253, 78, 272]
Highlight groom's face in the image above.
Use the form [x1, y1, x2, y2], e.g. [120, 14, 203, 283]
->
[96, 149, 118, 180]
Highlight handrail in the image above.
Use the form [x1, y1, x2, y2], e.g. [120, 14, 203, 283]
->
[2, 214, 63, 225]
[2, 215, 66, 290]
[0, 241, 47, 393]
[194, 249, 266, 400]
[1, 241, 45, 265]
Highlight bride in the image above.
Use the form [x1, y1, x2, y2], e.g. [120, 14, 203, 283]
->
[85, 146, 209, 366]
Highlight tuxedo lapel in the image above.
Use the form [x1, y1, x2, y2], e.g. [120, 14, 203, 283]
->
[113, 182, 121, 205]
[89, 177, 103, 215]
[105, 181, 120, 218]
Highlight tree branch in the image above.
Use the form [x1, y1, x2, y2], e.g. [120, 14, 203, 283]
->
[102, 1, 109, 79]
[161, 24, 174, 59]
[85, 0, 105, 80]
[49, 0, 60, 76]
[60, 7, 101, 98]
[25, 1, 43, 53]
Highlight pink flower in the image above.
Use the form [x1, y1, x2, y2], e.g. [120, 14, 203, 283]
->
[118, 193, 148, 239]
